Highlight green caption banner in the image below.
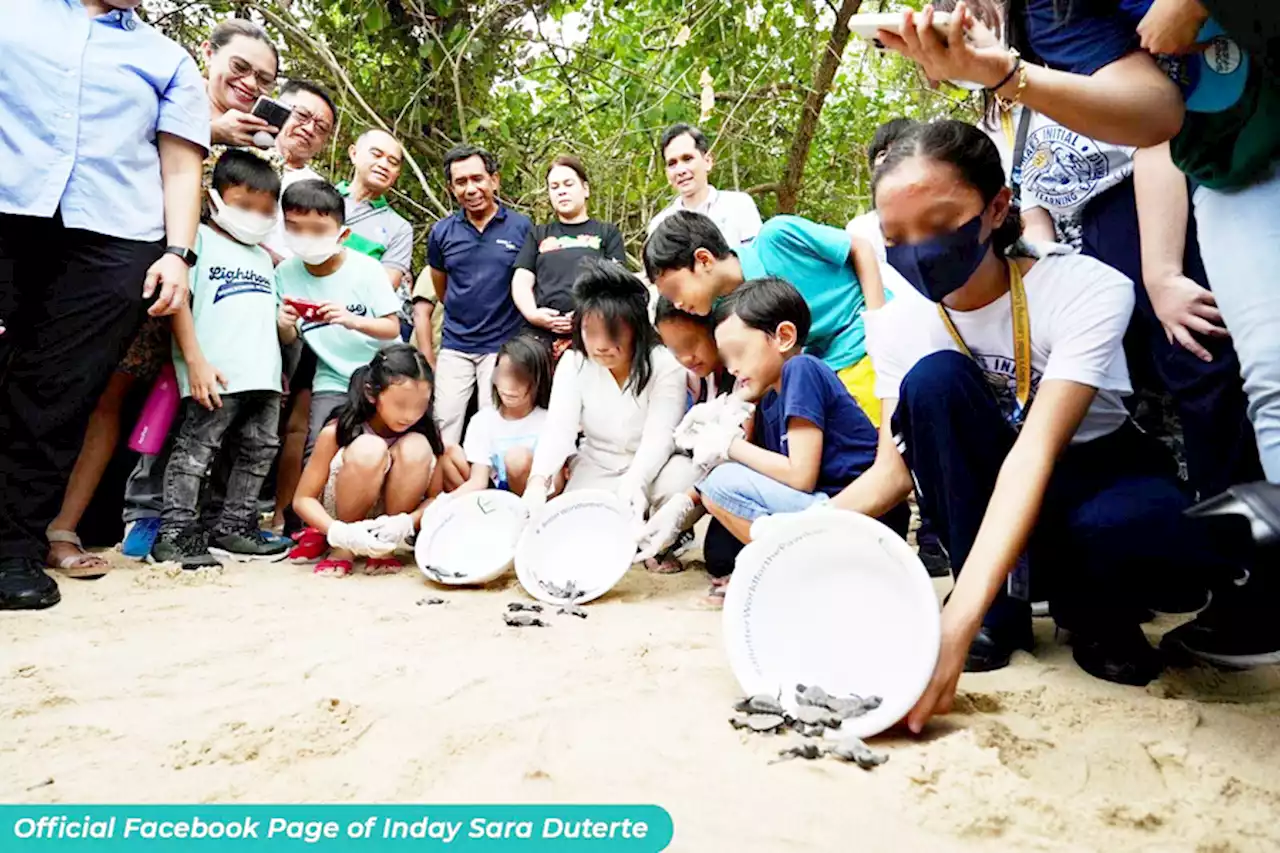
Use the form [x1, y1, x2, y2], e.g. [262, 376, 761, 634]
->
[0, 807, 672, 851]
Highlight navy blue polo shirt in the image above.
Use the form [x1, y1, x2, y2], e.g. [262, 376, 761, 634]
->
[428, 205, 533, 354]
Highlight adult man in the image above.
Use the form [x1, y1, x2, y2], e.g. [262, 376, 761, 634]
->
[337, 129, 415, 341]
[263, 80, 337, 258]
[413, 145, 531, 445]
[646, 123, 762, 248]
[0, 0, 209, 609]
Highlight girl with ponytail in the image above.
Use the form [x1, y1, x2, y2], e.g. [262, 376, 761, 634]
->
[291, 344, 444, 576]
[790, 120, 1229, 724]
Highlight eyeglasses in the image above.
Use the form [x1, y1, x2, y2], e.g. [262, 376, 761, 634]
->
[226, 56, 277, 92]
[289, 107, 333, 137]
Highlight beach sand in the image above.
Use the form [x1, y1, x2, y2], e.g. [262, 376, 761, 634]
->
[3, 550, 1280, 853]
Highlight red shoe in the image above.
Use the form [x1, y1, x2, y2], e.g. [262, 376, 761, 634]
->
[289, 527, 327, 562]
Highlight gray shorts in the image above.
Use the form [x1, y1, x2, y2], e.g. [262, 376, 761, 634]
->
[305, 392, 348, 462]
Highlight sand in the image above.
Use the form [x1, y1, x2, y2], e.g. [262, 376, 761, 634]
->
[4, 550, 1280, 853]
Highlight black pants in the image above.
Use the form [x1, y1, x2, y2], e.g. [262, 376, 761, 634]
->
[895, 350, 1230, 637]
[162, 393, 281, 536]
[1080, 177, 1262, 498]
[0, 213, 160, 561]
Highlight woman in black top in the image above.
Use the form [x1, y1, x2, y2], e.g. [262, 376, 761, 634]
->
[511, 155, 627, 362]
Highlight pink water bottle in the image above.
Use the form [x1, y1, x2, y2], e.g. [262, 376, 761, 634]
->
[128, 363, 180, 454]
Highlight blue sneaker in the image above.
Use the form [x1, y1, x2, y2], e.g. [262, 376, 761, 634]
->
[121, 517, 161, 559]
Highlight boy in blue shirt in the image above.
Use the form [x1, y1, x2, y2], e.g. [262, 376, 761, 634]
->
[275, 180, 402, 460]
[152, 150, 288, 569]
[637, 278, 907, 604]
[644, 211, 887, 426]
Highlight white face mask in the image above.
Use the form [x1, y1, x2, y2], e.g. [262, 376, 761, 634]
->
[208, 189, 277, 246]
[284, 232, 342, 265]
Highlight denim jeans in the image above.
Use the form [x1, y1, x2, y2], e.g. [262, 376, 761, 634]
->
[697, 462, 825, 522]
[161, 392, 281, 536]
[1193, 163, 1280, 482]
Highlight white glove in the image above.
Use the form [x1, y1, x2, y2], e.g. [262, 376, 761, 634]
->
[521, 479, 548, 517]
[366, 513, 416, 549]
[327, 520, 395, 557]
[674, 399, 723, 451]
[635, 493, 698, 561]
[748, 499, 839, 542]
[691, 420, 744, 473]
[617, 479, 650, 537]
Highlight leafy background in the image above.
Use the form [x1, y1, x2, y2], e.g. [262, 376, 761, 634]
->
[146, 0, 974, 263]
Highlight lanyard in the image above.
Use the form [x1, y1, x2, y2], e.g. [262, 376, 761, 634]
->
[937, 258, 1033, 424]
[1000, 107, 1032, 204]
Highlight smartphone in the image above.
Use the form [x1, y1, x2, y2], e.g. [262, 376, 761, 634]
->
[251, 95, 293, 131]
[847, 11, 954, 48]
[284, 297, 325, 323]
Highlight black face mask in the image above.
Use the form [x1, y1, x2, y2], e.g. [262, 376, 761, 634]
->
[884, 212, 991, 303]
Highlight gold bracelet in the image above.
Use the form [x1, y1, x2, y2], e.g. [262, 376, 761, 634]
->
[997, 59, 1029, 108]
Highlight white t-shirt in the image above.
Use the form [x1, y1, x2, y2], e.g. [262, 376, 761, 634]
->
[463, 406, 548, 488]
[864, 247, 1135, 445]
[844, 210, 927, 310]
[647, 186, 763, 248]
[986, 107, 1134, 248]
[264, 164, 325, 259]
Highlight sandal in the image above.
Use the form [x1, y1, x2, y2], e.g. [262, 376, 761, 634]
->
[705, 577, 730, 608]
[364, 556, 404, 575]
[313, 558, 353, 577]
[45, 528, 109, 580]
[289, 527, 328, 562]
[644, 550, 686, 574]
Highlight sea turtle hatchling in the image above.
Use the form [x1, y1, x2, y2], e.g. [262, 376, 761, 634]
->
[507, 602, 543, 613]
[421, 565, 468, 582]
[795, 684, 831, 708]
[539, 579, 586, 601]
[790, 721, 828, 738]
[415, 597, 446, 606]
[728, 713, 787, 733]
[733, 693, 785, 716]
[771, 744, 823, 763]
[825, 737, 889, 770]
[503, 613, 551, 628]
[557, 604, 588, 619]
[792, 705, 842, 727]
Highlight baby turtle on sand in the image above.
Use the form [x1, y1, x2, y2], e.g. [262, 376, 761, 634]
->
[729, 713, 786, 733]
[557, 604, 589, 619]
[825, 737, 889, 770]
[790, 721, 828, 738]
[539, 579, 586, 600]
[796, 684, 882, 718]
[733, 693, 785, 716]
[771, 744, 823, 763]
[792, 705, 842, 728]
[507, 602, 543, 613]
[421, 565, 468, 582]
[795, 684, 831, 708]
[416, 597, 446, 606]
[503, 613, 551, 628]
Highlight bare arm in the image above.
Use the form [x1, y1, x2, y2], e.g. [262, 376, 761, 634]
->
[293, 426, 342, 533]
[348, 314, 401, 341]
[453, 464, 492, 495]
[145, 133, 205, 316]
[1022, 207, 1057, 245]
[727, 417, 824, 492]
[412, 299, 436, 368]
[829, 405, 915, 517]
[384, 266, 405, 293]
[851, 236, 886, 310]
[430, 266, 447, 303]
[511, 268, 540, 321]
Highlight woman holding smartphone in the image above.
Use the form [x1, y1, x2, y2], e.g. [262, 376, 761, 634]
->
[202, 19, 282, 148]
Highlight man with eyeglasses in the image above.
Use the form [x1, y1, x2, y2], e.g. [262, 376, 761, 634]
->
[262, 80, 337, 261]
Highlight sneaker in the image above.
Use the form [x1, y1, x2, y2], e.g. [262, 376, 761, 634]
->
[917, 538, 952, 579]
[209, 527, 289, 562]
[288, 527, 328, 562]
[1069, 624, 1163, 686]
[121, 517, 161, 559]
[1160, 582, 1280, 669]
[149, 530, 221, 571]
[0, 558, 61, 610]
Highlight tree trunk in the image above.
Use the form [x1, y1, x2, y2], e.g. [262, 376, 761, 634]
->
[776, 0, 863, 213]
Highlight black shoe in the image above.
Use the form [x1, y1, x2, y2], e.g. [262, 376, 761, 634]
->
[1160, 582, 1280, 669]
[965, 623, 1033, 673]
[917, 538, 952, 579]
[209, 527, 289, 562]
[1070, 624, 1163, 686]
[0, 557, 61, 610]
[150, 530, 221, 571]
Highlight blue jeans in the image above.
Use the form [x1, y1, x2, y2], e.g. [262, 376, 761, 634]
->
[697, 462, 824, 522]
[895, 351, 1227, 638]
[1193, 163, 1280, 483]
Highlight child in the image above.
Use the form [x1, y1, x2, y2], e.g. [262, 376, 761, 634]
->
[291, 345, 444, 576]
[275, 179, 402, 461]
[654, 295, 734, 405]
[150, 150, 288, 570]
[637, 277, 907, 604]
[441, 335, 555, 496]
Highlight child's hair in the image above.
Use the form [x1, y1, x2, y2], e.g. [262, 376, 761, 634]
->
[712, 276, 812, 348]
[335, 344, 443, 454]
[867, 118, 918, 169]
[642, 211, 732, 281]
[571, 257, 660, 395]
[211, 149, 281, 198]
[873, 120, 1025, 259]
[653, 295, 713, 332]
[281, 179, 345, 225]
[493, 334, 553, 410]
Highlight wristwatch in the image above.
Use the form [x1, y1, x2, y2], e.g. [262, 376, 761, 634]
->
[164, 245, 198, 267]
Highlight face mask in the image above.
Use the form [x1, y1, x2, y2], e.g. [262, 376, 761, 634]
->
[208, 189, 277, 246]
[284, 232, 341, 265]
[885, 212, 991, 303]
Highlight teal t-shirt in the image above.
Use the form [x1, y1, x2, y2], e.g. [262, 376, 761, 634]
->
[735, 216, 867, 372]
[173, 225, 282, 398]
[276, 248, 402, 395]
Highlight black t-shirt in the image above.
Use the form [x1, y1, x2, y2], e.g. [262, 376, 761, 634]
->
[513, 218, 627, 314]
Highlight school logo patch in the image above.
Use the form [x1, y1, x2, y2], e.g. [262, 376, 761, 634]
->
[971, 352, 1043, 426]
[209, 266, 274, 303]
[1022, 125, 1109, 210]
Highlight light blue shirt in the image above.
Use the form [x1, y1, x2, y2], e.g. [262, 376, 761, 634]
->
[737, 216, 869, 372]
[0, 0, 211, 242]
